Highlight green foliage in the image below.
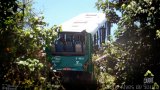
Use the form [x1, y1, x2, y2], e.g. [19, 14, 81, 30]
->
[95, 0, 120, 23]
[0, 0, 62, 89]
[3, 57, 61, 89]
[156, 29, 160, 39]
[93, 41, 128, 89]
[95, 0, 160, 89]
[98, 72, 116, 90]
[16, 58, 44, 71]
[0, 0, 18, 27]
[0, 0, 59, 61]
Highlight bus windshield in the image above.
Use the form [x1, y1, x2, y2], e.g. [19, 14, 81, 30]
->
[52, 32, 86, 55]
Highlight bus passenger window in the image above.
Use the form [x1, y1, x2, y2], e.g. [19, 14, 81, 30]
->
[54, 33, 85, 55]
[55, 34, 65, 52]
[75, 41, 82, 53]
[74, 35, 82, 53]
[51, 43, 55, 52]
[55, 40, 64, 52]
[65, 35, 74, 52]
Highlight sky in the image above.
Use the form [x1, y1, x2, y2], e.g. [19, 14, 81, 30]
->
[33, 0, 100, 27]
[33, 0, 117, 37]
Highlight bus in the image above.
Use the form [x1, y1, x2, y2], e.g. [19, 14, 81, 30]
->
[46, 13, 110, 88]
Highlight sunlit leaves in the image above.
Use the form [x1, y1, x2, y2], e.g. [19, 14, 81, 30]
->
[156, 29, 160, 39]
[144, 0, 152, 5]
[121, 4, 126, 10]
[16, 58, 44, 72]
[98, 72, 116, 90]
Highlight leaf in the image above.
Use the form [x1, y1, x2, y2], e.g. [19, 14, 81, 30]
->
[156, 29, 160, 39]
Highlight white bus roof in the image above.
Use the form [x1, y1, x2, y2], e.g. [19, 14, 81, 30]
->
[61, 13, 106, 35]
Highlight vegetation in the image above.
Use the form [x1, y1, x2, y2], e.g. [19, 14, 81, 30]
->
[1, 0, 160, 89]
[0, 0, 62, 89]
[95, 0, 160, 89]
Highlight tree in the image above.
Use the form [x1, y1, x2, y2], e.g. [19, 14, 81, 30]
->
[96, 0, 120, 41]
[95, 0, 160, 88]
[0, 0, 61, 89]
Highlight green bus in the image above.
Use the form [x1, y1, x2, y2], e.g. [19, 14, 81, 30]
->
[46, 13, 109, 88]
